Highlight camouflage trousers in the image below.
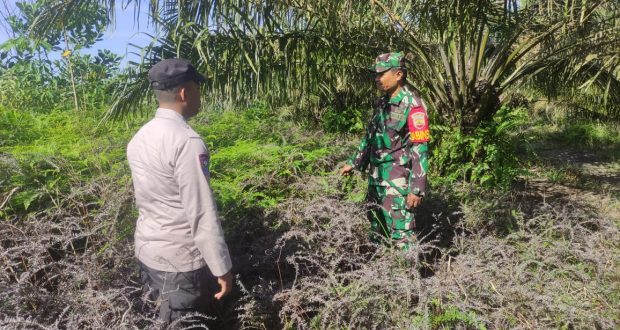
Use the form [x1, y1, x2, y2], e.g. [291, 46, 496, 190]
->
[366, 184, 416, 249]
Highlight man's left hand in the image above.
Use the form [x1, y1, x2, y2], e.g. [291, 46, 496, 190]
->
[406, 193, 422, 209]
[214, 271, 234, 300]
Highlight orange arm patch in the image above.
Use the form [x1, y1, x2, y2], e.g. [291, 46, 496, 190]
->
[407, 106, 430, 143]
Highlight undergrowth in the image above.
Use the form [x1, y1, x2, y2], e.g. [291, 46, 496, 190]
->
[1, 104, 619, 329]
[431, 106, 530, 189]
[527, 120, 620, 159]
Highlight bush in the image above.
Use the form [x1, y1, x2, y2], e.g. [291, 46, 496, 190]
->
[321, 106, 366, 134]
[431, 106, 528, 188]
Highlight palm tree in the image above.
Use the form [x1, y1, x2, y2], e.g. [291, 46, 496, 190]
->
[31, 0, 619, 119]
[30, 0, 620, 158]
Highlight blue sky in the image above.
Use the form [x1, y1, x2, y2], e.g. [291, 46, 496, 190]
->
[0, 1, 156, 66]
[87, 5, 156, 65]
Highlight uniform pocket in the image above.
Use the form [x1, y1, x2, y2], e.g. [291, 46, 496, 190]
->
[168, 288, 201, 312]
[386, 120, 406, 132]
[390, 195, 415, 230]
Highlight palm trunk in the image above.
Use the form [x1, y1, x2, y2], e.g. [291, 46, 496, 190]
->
[64, 28, 79, 112]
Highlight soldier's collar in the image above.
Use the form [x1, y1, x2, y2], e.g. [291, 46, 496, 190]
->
[155, 108, 188, 124]
[388, 87, 406, 105]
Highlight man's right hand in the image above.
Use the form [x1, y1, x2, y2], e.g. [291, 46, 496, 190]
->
[214, 271, 233, 300]
[339, 164, 354, 176]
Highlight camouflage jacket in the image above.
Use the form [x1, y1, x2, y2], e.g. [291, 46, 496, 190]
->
[347, 87, 429, 196]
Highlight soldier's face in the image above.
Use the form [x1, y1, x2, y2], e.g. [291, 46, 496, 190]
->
[375, 69, 402, 93]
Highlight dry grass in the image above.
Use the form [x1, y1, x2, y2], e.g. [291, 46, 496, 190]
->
[232, 174, 619, 329]
[1, 152, 618, 329]
[0, 173, 166, 329]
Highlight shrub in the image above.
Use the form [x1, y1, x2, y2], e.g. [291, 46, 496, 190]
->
[321, 106, 366, 134]
[431, 106, 529, 188]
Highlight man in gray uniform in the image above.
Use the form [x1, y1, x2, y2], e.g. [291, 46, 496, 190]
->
[127, 58, 233, 323]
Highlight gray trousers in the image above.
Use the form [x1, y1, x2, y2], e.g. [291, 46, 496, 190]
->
[139, 261, 220, 324]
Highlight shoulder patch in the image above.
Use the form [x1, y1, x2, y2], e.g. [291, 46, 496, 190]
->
[198, 154, 210, 176]
[407, 106, 430, 143]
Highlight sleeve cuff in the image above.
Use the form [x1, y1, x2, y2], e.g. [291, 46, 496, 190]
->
[206, 252, 233, 277]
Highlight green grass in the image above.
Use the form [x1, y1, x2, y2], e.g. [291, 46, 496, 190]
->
[191, 104, 349, 214]
[1, 103, 348, 217]
[543, 165, 584, 185]
[0, 106, 140, 215]
[528, 120, 620, 152]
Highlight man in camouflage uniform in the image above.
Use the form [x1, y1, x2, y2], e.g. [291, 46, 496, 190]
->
[339, 52, 430, 249]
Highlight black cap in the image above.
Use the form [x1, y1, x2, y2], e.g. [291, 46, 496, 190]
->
[148, 58, 207, 90]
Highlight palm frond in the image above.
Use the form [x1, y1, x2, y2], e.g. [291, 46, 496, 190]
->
[29, 0, 620, 125]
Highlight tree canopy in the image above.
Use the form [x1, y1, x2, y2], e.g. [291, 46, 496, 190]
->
[27, 0, 620, 126]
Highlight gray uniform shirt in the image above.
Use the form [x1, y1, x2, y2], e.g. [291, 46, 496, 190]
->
[127, 108, 232, 276]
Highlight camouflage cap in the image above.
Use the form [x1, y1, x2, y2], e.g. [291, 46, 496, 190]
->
[368, 52, 405, 73]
